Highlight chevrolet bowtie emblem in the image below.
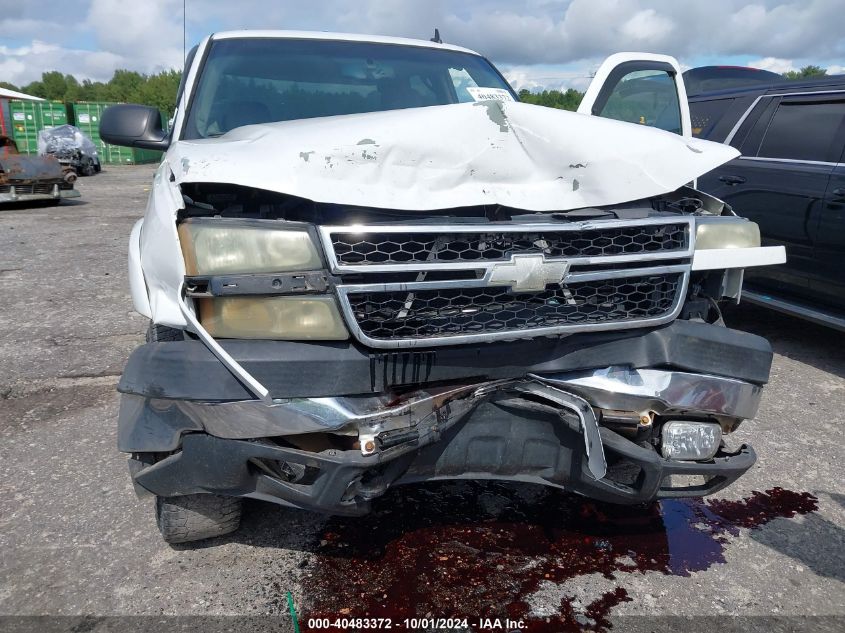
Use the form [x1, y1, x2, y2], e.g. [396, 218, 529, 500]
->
[488, 254, 571, 292]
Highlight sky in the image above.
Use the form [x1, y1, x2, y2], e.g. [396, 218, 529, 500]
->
[1, 0, 844, 92]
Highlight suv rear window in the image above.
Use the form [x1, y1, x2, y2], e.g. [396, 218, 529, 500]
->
[757, 99, 845, 162]
[690, 99, 734, 138]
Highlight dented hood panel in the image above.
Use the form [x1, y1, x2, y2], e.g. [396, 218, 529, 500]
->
[169, 101, 739, 211]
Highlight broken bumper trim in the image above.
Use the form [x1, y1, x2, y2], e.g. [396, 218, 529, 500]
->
[118, 367, 763, 453]
[123, 368, 761, 512]
[131, 428, 756, 514]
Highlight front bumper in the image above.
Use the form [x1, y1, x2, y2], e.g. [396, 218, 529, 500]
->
[118, 319, 773, 401]
[0, 184, 80, 203]
[120, 321, 768, 512]
[129, 389, 758, 514]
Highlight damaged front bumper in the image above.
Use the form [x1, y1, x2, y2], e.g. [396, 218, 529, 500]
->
[119, 325, 766, 513]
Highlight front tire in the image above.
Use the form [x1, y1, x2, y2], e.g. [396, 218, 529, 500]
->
[155, 494, 242, 544]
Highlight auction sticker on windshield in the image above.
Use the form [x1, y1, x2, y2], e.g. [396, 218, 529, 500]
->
[466, 87, 515, 102]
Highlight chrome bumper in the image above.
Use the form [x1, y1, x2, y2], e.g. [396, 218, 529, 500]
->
[0, 184, 80, 203]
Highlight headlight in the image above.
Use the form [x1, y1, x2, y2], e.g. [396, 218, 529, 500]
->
[178, 219, 322, 275]
[695, 219, 760, 250]
[198, 296, 348, 340]
[179, 219, 348, 340]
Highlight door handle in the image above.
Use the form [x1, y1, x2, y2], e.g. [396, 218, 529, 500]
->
[719, 174, 747, 185]
[832, 187, 845, 199]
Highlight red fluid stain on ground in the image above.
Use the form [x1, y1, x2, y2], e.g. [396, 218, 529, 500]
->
[299, 485, 817, 632]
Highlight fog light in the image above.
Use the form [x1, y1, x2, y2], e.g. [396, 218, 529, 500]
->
[661, 421, 722, 461]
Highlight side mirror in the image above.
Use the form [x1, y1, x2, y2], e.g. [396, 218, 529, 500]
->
[100, 104, 169, 151]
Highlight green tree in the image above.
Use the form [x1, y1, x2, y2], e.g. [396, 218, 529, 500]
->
[103, 69, 146, 103]
[137, 69, 182, 115]
[78, 79, 109, 102]
[783, 65, 827, 80]
[9, 68, 184, 114]
[39, 71, 71, 100]
[518, 88, 584, 111]
[63, 75, 81, 102]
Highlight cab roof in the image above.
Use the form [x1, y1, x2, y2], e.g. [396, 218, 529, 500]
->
[209, 30, 480, 57]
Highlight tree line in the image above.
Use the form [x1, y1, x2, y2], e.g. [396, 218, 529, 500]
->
[0, 69, 181, 114]
[0, 64, 832, 117]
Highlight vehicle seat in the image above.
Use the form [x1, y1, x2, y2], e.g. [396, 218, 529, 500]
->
[378, 78, 427, 110]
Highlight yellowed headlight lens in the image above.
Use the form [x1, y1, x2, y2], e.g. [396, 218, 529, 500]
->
[198, 296, 349, 340]
[695, 220, 761, 250]
[179, 221, 321, 275]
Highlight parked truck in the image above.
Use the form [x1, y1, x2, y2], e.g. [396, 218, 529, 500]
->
[102, 32, 785, 543]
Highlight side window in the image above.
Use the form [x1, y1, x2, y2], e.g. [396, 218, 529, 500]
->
[756, 99, 845, 162]
[732, 97, 779, 153]
[690, 98, 735, 138]
[596, 70, 681, 134]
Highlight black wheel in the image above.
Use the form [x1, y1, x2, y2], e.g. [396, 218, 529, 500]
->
[81, 162, 95, 177]
[145, 322, 184, 342]
[155, 494, 242, 544]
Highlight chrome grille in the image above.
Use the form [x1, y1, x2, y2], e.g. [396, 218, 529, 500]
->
[0, 183, 55, 195]
[322, 219, 694, 348]
[331, 223, 688, 266]
[347, 273, 683, 341]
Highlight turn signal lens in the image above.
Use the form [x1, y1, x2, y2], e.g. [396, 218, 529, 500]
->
[198, 296, 348, 340]
[695, 219, 760, 250]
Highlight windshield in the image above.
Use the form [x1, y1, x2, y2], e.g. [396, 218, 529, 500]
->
[184, 38, 515, 139]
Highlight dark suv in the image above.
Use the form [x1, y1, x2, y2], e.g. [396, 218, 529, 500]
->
[689, 75, 845, 329]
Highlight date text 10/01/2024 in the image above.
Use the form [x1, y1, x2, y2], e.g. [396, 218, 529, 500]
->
[305, 617, 526, 630]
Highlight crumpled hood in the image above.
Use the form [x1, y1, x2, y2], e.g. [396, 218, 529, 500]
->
[168, 100, 739, 211]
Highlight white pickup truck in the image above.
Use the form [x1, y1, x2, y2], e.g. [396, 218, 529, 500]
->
[101, 31, 785, 543]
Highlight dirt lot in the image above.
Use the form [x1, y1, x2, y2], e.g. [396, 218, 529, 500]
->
[0, 165, 843, 632]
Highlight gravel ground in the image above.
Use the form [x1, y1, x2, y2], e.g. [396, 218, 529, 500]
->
[0, 165, 842, 632]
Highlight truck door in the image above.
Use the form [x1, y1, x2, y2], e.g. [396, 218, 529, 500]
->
[577, 52, 691, 137]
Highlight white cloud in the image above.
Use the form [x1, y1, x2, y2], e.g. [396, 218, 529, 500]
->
[747, 56, 795, 74]
[502, 64, 595, 92]
[86, 0, 184, 72]
[620, 9, 674, 41]
[0, 40, 123, 86]
[1, 1, 843, 91]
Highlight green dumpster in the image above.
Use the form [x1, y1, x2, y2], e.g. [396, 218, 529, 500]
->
[8, 100, 70, 154]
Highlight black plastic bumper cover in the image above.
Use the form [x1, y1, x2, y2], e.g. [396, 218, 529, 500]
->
[118, 320, 773, 401]
[133, 406, 757, 514]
